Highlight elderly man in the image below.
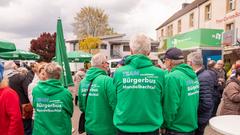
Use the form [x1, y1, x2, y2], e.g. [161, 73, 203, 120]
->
[215, 60, 227, 92]
[113, 34, 165, 135]
[163, 48, 199, 135]
[187, 52, 214, 135]
[78, 53, 116, 135]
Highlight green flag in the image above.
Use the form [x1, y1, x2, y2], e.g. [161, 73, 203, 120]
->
[55, 18, 73, 87]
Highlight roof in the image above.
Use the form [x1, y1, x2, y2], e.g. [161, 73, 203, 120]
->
[108, 40, 159, 46]
[66, 34, 126, 44]
[156, 0, 209, 30]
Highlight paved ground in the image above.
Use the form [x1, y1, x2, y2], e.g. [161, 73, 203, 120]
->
[70, 95, 224, 135]
[72, 103, 86, 135]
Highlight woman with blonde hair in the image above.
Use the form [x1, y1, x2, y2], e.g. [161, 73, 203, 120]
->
[32, 62, 73, 135]
[28, 62, 47, 122]
[0, 63, 24, 135]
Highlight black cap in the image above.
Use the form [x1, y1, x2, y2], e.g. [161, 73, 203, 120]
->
[164, 47, 184, 60]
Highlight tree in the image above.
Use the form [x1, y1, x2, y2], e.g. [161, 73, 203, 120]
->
[79, 36, 101, 54]
[30, 32, 56, 62]
[73, 6, 115, 38]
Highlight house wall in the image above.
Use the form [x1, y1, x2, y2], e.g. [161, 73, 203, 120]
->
[157, 0, 240, 47]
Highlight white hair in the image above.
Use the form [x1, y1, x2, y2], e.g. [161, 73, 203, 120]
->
[91, 53, 107, 67]
[187, 52, 203, 66]
[129, 34, 151, 55]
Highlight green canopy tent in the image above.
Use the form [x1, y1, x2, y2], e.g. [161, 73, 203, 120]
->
[67, 51, 92, 62]
[0, 49, 40, 60]
[53, 51, 92, 62]
[0, 41, 16, 52]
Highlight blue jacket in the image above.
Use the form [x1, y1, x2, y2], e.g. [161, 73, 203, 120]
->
[196, 68, 214, 125]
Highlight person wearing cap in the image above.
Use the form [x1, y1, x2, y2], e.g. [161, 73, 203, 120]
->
[113, 34, 165, 135]
[0, 63, 24, 135]
[163, 47, 199, 135]
[187, 52, 214, 135]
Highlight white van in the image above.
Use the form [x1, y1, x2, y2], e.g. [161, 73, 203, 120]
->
[107, 59, 121, 73]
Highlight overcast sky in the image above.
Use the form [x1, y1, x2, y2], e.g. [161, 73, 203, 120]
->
[0, 0, 194, 50]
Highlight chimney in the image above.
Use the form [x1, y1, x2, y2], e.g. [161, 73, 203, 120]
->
[182, 3, 190, 9]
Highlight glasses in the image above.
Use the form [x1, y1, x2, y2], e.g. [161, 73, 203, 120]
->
[102, 61, 109, 65]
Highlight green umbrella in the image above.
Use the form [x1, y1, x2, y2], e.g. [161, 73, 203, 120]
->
[0, 49, 40, 60]
[55, 18, 73, 87]
[52, 51, 92, 62]
[0, 41, 16, 52]
[67, 51, 92, 62]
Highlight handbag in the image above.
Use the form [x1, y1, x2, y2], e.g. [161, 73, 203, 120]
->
[78, 81, 93, 134]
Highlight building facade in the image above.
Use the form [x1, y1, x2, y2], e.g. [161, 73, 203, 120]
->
[66, 34, 159, 60]
[156, 0, 240, 54]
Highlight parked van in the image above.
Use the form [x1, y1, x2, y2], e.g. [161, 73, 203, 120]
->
[107, 59, 121, 73]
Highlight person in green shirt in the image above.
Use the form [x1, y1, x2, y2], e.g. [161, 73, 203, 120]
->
[163, 48, 199, 135]
[32, 63, 73, 135]
[78, 53, 117, 135]
[113, 34, 165, 135]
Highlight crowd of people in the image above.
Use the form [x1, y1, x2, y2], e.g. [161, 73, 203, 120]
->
[0, 34, 240, 135]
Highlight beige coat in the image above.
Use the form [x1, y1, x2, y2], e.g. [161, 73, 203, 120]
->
[220, 77, 240, 115]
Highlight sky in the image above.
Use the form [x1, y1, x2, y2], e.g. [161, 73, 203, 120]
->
[0, 0, 194, 50]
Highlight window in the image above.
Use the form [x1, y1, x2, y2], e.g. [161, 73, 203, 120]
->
[100, 44, 107, 49]
[205, 4, 212, 21]
[151, 46, 158, 52]
[226, 0, 236, 13]
[167, 24, 173, 37]
[189, 13, 194, 27]
[161, 29, 164, 37]
[226, 22, 234, 31]
[123, 45, 130, 51]
[177, 20, 181, 33]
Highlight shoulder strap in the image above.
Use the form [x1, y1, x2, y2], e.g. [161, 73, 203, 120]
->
[85, 81, 93, 107]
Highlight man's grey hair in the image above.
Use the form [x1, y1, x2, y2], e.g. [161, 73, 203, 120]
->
[187, 52, 203, 66]
[45, 62, 62, 80]
[129, 34, 151, 55]
[91, 53, 107, 67]
[172, 59, 185, 66]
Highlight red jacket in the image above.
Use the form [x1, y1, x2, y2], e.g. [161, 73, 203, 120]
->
[0, 86, 24, 135]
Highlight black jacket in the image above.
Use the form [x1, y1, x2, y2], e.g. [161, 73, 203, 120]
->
[207, 69, 221, 98]
[8, 71, 33, 104]
[196, 68, 214, 125]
